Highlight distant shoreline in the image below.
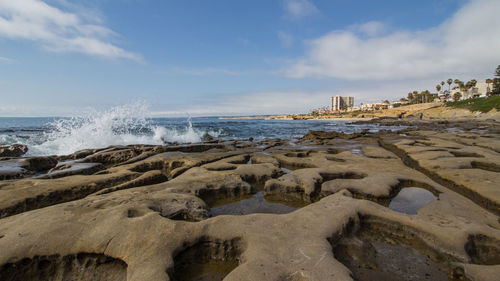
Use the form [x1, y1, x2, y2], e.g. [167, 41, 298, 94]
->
[219, 100, 500, 122]
[217, 115, 372, 121]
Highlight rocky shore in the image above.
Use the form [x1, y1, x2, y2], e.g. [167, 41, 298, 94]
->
[0, 118, 499, 281]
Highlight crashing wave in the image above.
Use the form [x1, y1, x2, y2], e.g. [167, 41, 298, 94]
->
[28, 102, 218, 156]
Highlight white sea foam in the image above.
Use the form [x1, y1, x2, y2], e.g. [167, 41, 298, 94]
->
[28, 102, 214, 156]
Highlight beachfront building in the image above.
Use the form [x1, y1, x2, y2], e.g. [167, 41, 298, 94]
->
[444, 81, 493, 101]
[332, 96, 354, 111]
[461, 82, 492, 99]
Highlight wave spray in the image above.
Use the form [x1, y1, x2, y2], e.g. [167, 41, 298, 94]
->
[29, 102, 214, 156]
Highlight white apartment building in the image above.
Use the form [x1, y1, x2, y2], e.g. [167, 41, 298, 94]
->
[331, 96, 354, 111]
[448, 81, 493, 100]
[462, 82, 493, 99]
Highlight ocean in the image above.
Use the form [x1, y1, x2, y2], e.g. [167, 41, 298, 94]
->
[0, 105, 404, 156]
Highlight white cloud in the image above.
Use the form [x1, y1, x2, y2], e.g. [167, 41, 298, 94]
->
[0, 56, 13, 62]
[150, 90, 336, 117]
[278, 31, 294, 48]
[283, 0, 319, 19]
[0, 0, 142, 61]
[285, 0, 500, 80]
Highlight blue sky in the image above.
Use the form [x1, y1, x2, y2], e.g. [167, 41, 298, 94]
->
[1, 0, 499, 117]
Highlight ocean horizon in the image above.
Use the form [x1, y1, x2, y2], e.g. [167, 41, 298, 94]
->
[0, 105, 404, 157]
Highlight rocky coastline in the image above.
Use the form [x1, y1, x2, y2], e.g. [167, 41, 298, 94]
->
[0, 117, 499, 281]
[219, 101, 500, 121]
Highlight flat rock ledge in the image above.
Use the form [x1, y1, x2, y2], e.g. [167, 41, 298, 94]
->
[0, 119, 499, 281]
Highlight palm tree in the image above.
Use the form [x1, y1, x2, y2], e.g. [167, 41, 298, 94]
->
[493, 65, 500, 95]
[407, 92, 414, 103]
[436, 84, 441, 94]
[486, 78, 493, 93]
[461, 82, 467, 91]
[465, 81, 473, 90]
[422, 90, 431, 103]
[453, 92, 462, 101]
[447, 79, 453, 92]
[413, 91, 420, 104]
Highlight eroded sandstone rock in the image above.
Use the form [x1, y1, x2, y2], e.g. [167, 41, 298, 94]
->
[0, 123, 499, 281]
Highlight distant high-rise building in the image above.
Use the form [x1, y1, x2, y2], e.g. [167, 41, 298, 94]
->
[332, 96, 354, 111]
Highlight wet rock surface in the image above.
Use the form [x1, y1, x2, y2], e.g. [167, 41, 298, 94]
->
[333, 237, 448, 281]
[0, 144, 28, 157]
[0, 253, 127, 281]
[0, 119, 499, 281]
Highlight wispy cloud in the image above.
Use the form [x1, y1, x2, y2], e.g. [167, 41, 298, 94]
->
[277, 31, 294, 48]
[150, 90, 335, 117]
[0, 0, 142, 62]
[283, 0, 319, 19]
[0, 56, 13, 63]
[284, 0, 500, 80]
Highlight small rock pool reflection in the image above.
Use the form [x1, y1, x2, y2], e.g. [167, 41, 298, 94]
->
[280, 167, 292, 174]
[210, 192, 302, 216]
[389, 187, 438, 214]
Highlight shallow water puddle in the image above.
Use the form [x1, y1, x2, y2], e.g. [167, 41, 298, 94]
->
[172, 259, 238, 281]
[170, 239, 242, 281]
[210, 191, 298, 216]
[51, 163, 99, 174]
[350, 148, 363, 155]
[280, 163, 304, 173]
[35, 162, 102, 179]
[0, 159, 25, 176]
[328, 142, 365, 156]
[389, 187, 437, 214]
[334, 239, 448, 281]
[280, 167, 292, 174]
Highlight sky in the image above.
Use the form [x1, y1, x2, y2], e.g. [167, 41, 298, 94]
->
[0, 0, 499, 117]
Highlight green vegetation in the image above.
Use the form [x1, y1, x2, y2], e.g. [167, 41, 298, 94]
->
[453, 92, 462, 102]
[350, 110, 363, 117]
[406, 90, 436, 104]
[446, 96, 500, 113]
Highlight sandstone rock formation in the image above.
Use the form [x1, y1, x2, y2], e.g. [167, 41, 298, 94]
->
[0, 121, 499, 281]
